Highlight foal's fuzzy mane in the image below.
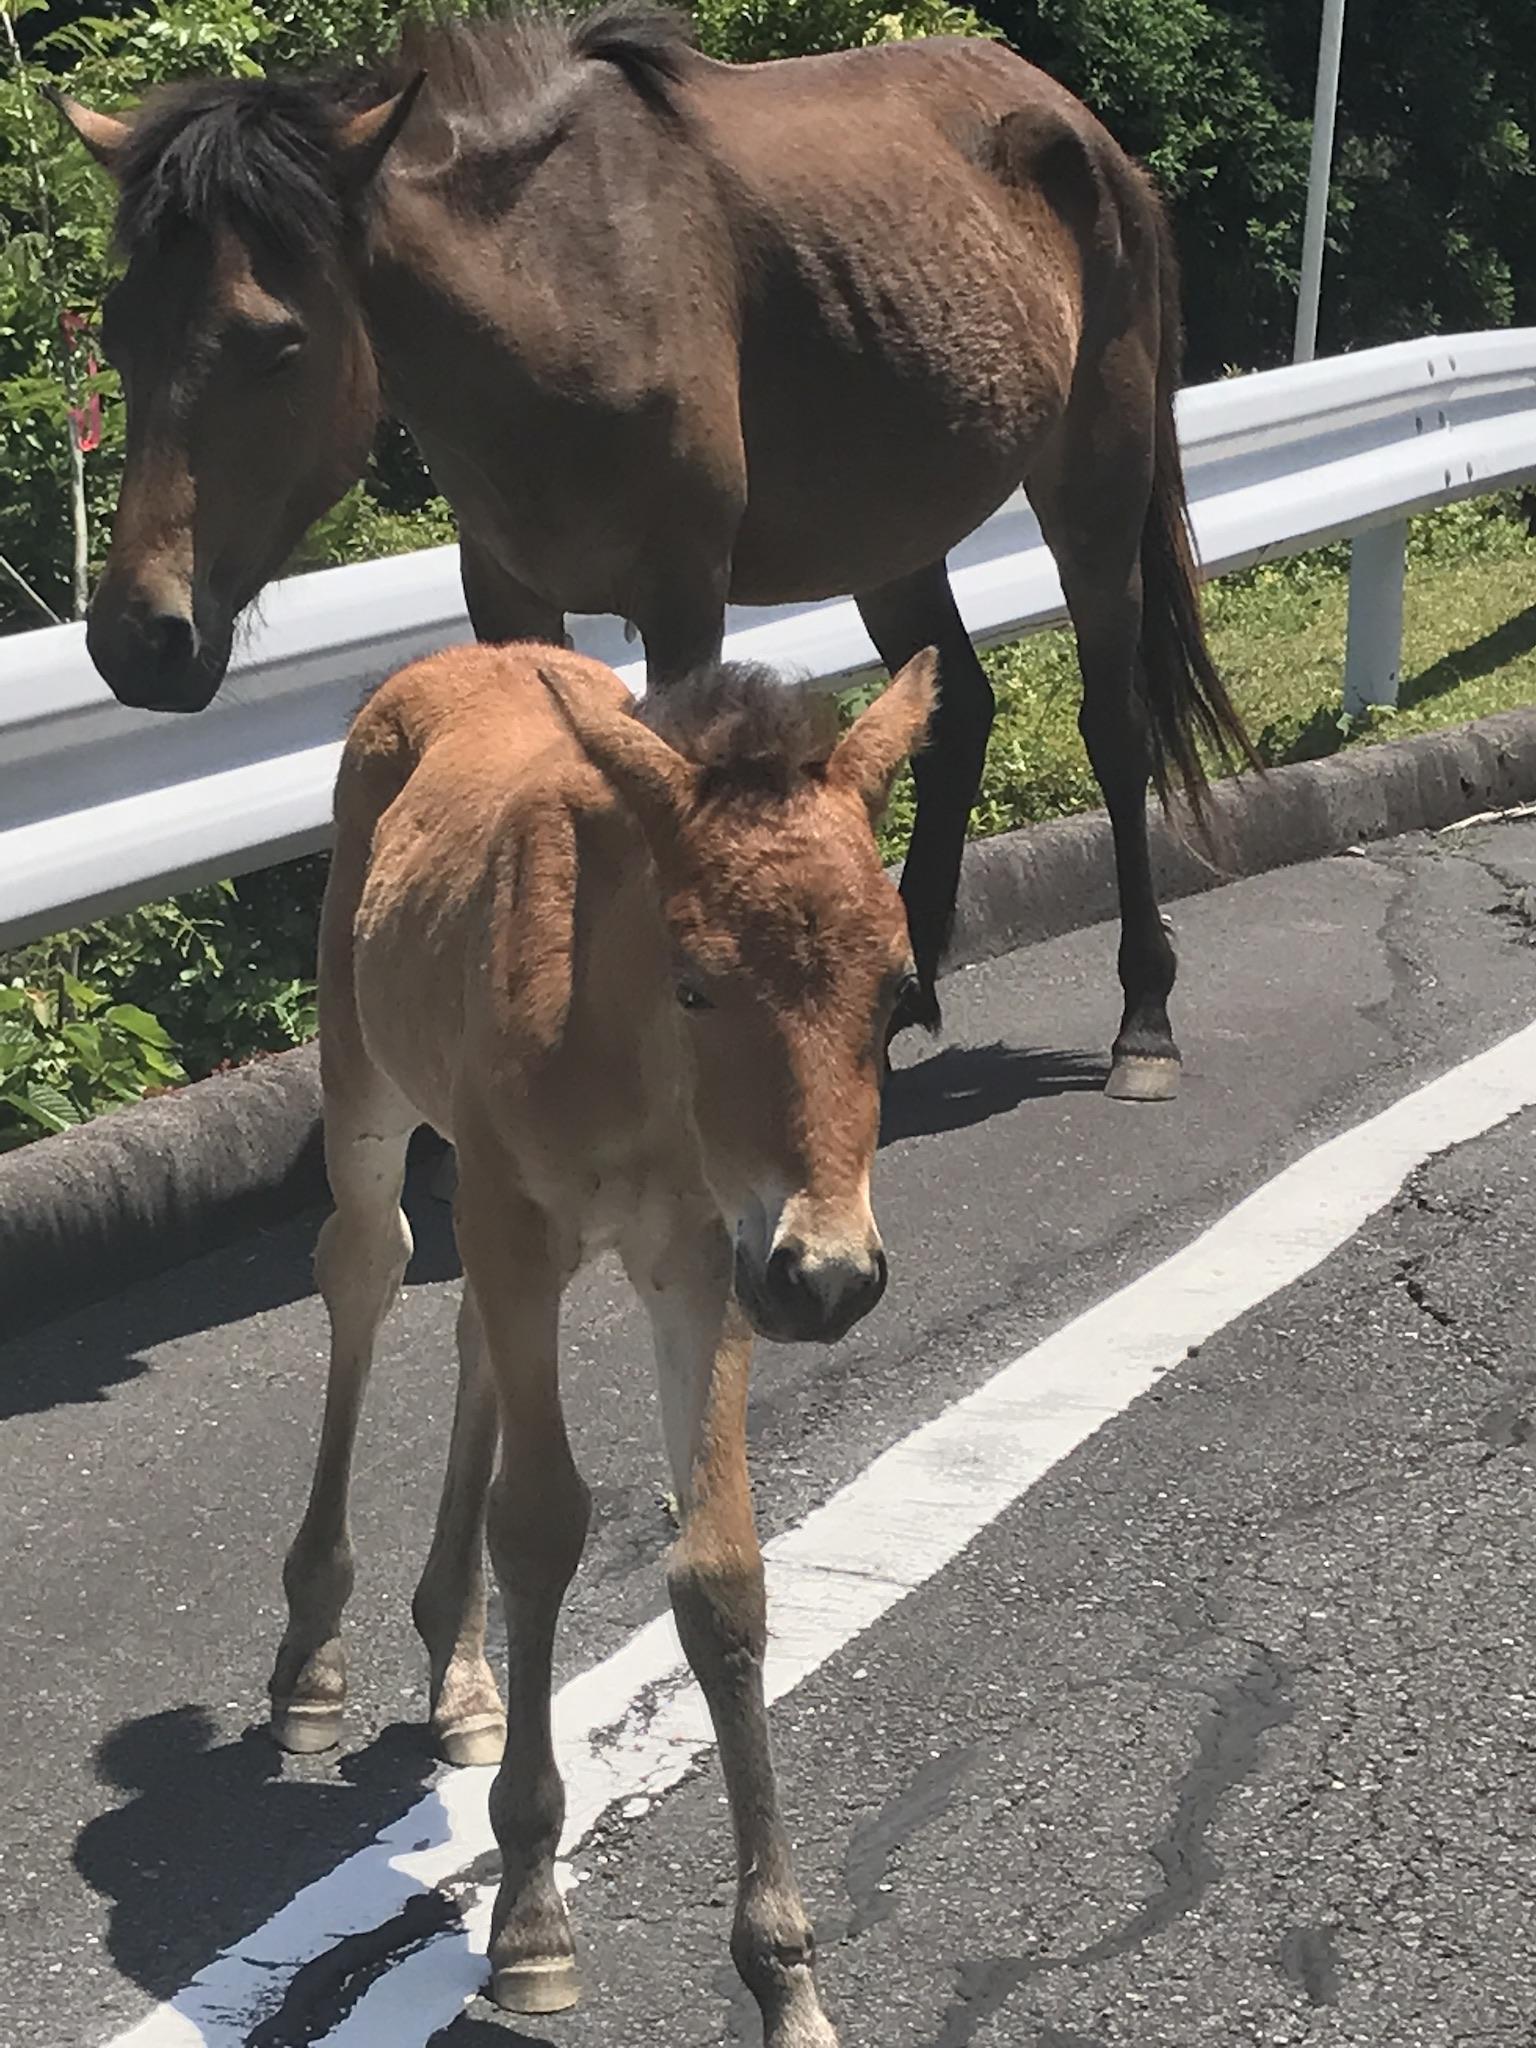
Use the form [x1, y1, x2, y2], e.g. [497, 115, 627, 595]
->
[639, 663, 839, 802]
[109, 4, 694, 258]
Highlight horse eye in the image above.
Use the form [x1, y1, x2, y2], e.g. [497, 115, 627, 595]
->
[237, 321, 307, 375]
[894, 971, 922, 1010]
[263, 331, 307, 374]
[676, 982, 714, 1013]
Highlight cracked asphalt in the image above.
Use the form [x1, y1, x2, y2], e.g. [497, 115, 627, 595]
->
[4, 815, 1536, 2048]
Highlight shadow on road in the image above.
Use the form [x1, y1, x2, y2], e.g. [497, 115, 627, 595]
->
[72, 1703, 441, 2004]
[425, 2014, 557, 2047]
[3, 1042, 1084, 1421]
[881, 1042, 1105, 1145]
[0, 1143, 456, 1423]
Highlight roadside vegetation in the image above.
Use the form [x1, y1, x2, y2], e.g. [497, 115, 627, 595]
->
[4, 498, 1533, 1147]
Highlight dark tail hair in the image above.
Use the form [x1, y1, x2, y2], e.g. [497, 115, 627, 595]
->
[1139, 205, 1258, 816]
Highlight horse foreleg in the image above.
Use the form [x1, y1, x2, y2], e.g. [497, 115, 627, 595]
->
[456, 1161, 589, 2016]
[856, 564, 994, 1043]
[269, 1084, 415, 1753]
[631, 1216, 839, 2048]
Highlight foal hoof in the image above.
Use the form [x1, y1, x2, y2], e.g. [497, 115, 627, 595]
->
[270, 1701, 344, 1755]
[492, 1956, 581, 2015]
[436, 1711, 506, 1768]
[1105, 1055, 1181, 1103]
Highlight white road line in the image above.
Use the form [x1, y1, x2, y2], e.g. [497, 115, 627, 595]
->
[102, 1016, 1536, 2047]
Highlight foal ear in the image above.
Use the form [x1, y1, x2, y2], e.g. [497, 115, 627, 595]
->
[333, 74, 426, 190]
[827, 649, 939, 822]
[537, 666, 695, 848]
[47, 90, 133, 175]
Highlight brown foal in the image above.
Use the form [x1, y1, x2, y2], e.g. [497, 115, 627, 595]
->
[59, 5, 1253, 1090]
[266, 641, 935, 2038]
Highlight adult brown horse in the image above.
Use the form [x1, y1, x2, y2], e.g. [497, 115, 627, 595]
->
[56, 4, 1252, 1094]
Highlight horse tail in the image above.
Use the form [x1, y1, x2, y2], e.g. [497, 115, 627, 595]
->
[1137, 200, 1258, 817]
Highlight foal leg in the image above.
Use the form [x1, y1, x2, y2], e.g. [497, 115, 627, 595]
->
[856, 563, 995, 1037]
[269, 1084, 415, 1752]
[628, 1217, 838, 2048]
[1027, 366, 1182, 1101]
[456, 1170, 589, 2015]
[411, 1284, 506, 1766]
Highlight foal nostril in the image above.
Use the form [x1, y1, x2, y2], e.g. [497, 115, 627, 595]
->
[869, 1245, 889, 1305]
[767, 1240, 813, 1306]
[765, 1240, 888, 1332]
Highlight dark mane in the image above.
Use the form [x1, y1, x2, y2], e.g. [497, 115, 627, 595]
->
[391, 5, 695, 121]
[109, 4, 695, 259]
[638, 662, 839, 802]
[113, 78, 358, 259]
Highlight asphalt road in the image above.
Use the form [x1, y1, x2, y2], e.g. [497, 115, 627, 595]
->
[4, 814, 1536, 2048]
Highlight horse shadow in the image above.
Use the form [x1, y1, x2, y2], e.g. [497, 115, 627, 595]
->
[880, 1040, 1106, 1144]
[72, 1703, 442, 2003]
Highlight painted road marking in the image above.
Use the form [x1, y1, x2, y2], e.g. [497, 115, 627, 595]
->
[102, 1015, 1536, 2046]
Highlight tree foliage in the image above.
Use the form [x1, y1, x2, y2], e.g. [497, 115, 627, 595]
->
[987, 0, 1535, 378]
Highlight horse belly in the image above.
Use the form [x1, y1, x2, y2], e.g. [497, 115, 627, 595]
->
[728, 207, 1077, 603]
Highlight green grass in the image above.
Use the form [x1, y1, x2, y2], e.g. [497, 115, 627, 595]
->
[872, 496, 1536, 861]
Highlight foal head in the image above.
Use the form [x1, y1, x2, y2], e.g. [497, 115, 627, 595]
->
[545, 655, 938, 1346]
[55, 77, 420, 710]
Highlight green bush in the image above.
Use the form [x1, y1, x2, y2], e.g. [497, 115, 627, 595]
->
[0, 970, 183, 1145]
[0, 862, 324, 1148]
[986, 0, 1535, 379]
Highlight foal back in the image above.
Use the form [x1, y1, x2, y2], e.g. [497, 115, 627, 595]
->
[324, 646, 660, 1159]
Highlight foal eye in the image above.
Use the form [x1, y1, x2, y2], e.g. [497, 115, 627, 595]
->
[676, 983, 714, 1013]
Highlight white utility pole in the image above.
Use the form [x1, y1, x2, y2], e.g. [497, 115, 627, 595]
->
[1294, 0, 1348, 364]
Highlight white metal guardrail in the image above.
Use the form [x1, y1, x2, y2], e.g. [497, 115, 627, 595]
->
[3, 329, 1535, 949]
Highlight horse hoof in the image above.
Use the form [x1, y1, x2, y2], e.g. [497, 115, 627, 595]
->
[885, 978, 941, 1060]
[270, 1702, 344, 1754]
[1105, 1055, 1180, 1102]
[492, 1956, 581, 2015]
[436, 1712, 506, 1768]
[429, 1146, 458, 1204]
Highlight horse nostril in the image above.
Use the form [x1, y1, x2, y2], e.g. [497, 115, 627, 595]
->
[144, 609, 195, 671]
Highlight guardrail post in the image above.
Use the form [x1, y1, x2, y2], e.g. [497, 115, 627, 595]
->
[1343, 519, 1407, 717]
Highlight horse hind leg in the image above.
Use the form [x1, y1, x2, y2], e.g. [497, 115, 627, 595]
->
[1026, 347, 1182, 1101]
[411, 1282, 506, 1765]
[268, 1074, 415, 1753]
[856, 563, 995, 1043]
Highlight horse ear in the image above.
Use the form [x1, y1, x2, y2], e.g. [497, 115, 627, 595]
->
[333, 73, 426, 190]
[47, 90, 132, 175]
[827, 649, 939, 822]
[537, 666, 695, 851]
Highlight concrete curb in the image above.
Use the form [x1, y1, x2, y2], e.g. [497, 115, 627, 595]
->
[1, 1046, 325, 1341]
[945, 707, 1536, 970]
[5, 705, 1536, 1340]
